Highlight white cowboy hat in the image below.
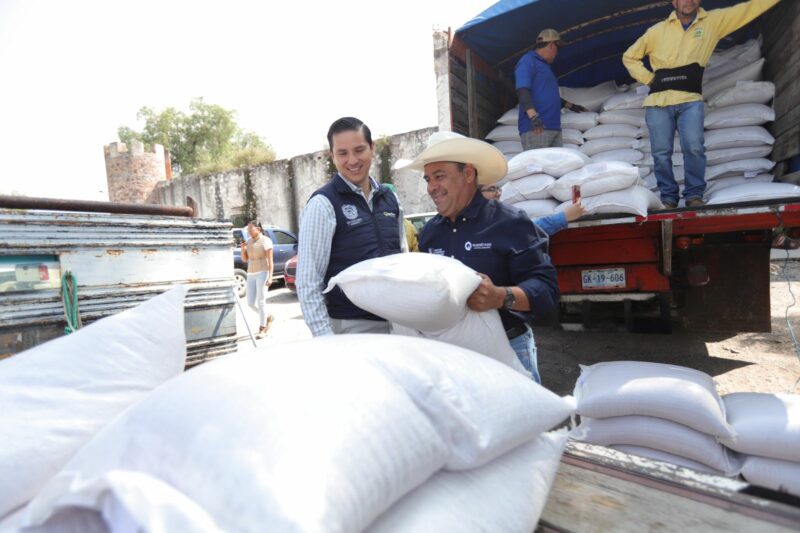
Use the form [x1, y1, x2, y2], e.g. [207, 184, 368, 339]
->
[393, 131, 508, 185]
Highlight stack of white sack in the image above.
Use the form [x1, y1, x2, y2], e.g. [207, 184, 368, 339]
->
[560, 80, 623, 113]
[717, 393, 800, 498]
[485, 119, 523, 159]
[498, 148, 590, 217]
[324, 253, 530, 377]
[8, 333, 577, 532]
[549, 161, 662, 217]
[571, 361, 741, 476]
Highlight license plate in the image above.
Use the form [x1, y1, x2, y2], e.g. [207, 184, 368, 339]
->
[581, 268, 626, 289]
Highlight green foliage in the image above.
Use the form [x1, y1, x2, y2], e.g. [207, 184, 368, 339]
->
[117, 98, 276, 176]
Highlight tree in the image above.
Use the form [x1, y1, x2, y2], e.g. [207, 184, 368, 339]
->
[118, 98, 276, 176]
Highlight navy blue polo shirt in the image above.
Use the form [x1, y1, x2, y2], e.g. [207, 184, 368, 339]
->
[515, 50, 562, 132]
[418, 192, 559, 332]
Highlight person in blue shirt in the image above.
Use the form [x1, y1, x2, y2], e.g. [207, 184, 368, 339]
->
[400, 131, 559, 383]
[515, 29, 587, 150]
[480, 184, 586, 236]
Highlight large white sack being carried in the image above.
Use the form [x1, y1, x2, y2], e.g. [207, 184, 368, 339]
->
[367, 431, 568, 533]
[563, 128, 584, 145]
[704, 103, 775, 129]
[703, 58, 765, 100]
[590, 149, 644, 165]
[0, 286, 187, 519]
[493, 140, 524, 156]
[580, 137, 642, 156]
[22, 336, 576, 532]
[557, 186, 662, 218]
[705, 174, 773, 197]
[391, 309, 530, 378]
[583, 124, 641, 140]
[612, 445, 722, 475]
[740, 455, 800, 498]
[705, 158, 775, 181]
[486, 124, 521, 142]
[574, 416, 741, 475]
[708, 81, 775, 108]
[561, 110, 599, 131]
[506, 148, 590, 180]
[598, 109, 646, 128]
[574, 361, 735, 438]
[601, 91, 647, 111]
[512, 199, 559, 218]
[549, 162, 640, 201]
[719, 393, 800, 462]
[501, 174, 555, 203]
[497, 107, 519, 125]
[561, 81, 620, 112]
[704, 39, 762, 82]
[706, 145, 773, 166]
[325, 253, 480, 332]
[705, 126, 775, 150]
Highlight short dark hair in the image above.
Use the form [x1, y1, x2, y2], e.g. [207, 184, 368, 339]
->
[327, 117, 373, 150]
[247, 220, 263, 232]
[454, 162, 479, 182]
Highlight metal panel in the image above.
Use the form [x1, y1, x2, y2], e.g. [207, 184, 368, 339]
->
[0, 209, 236, 364]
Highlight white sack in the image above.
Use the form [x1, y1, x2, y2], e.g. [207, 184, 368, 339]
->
[497, 107, 519, 125]
[367, 431, 569, 533]
[704, 39, 762, 82]
[492, 140, 523, 155]
[557, 186, 662, 218]
[391, 309, 530, 378]
[704, 126, 775, 150]
[506, 148, 590, 180]
[612, 445, 722, 475]
[561, 81, 620, 112]
[704, 103, 775, 129]
[574, 361, 735, 438]
[598, 109, 646, 128]
[486, 124, 520, 142]
[708, 81, 775, 108]
[580, 137, 642, 156]
[0, 286, 187, 519]
[703, 58, 765, 100]
[325, 253, 480, 332]
[705, 158, 775, 181]
[583, 124, 641, 140]
[590, 149, 644, 165]
[706, 145, 772, 166]
[575, 416, 741, 475]
[602, 91, 647, 111]
[705, 174, 773, 197]
[501, 174, 556, 203]
[638, 166, 651, 179]
[563, 128, 584, 145]
[549, 162, 640, 201]
[512, 199, 559, 218]
[561, 110, 599, 132]
[740, 455, 800, 498]
[719, 393, 800, 462]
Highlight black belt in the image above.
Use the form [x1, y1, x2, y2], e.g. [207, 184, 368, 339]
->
[505, 324, 528, 340]
[649, 63, 704, 95]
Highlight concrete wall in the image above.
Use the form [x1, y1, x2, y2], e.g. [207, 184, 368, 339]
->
[151, 127, 438, 233]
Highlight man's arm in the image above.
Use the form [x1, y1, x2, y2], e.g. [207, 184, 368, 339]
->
[622, 31, 656, 86]
[713, 0, 780, 37]
[296, 195, 337, 336]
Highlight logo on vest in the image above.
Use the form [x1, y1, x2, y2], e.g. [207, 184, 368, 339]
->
[428, 247, 445, 255]
[465, 241, 492, 251]
[342, 204, 358, 220]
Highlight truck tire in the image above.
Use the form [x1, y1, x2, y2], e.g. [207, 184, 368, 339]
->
[234, 269, 248, 298]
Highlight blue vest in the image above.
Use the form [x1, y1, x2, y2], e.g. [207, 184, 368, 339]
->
[313, 175, 402, 320]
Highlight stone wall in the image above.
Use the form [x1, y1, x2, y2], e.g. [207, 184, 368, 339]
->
[104, 141, 167, 203]
[151, 127, 438, 233]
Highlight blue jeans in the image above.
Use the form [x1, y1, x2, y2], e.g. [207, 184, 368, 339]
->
[645, 101, 706, 204]
[509, 327, 541, 384]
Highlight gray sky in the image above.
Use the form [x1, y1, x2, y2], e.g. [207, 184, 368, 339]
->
[0, 0, 491, 200]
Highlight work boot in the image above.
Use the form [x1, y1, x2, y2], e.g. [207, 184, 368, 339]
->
[662, 201, 678, 210]
[686, 198, 706, 208]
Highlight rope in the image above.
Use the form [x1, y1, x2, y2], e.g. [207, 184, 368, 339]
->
[61, 271, 82, 334]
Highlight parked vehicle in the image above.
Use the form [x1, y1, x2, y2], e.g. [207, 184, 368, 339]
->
[284, 255, 297, 292]
[231, 227, 299, 298]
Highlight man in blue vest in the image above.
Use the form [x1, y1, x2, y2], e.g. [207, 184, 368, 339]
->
[296, 117, 406, 336]
[515, 28, 587, 150]
[398, 131, 559, 383]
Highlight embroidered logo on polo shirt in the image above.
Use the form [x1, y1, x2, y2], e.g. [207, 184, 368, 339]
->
[465, 241, 492, 251]
[383, 211, 397, 218]
[342, 205, 358, 220]
[694, 28, 704, 38]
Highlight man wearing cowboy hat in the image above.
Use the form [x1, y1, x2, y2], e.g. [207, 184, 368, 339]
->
[398, 131, 559, 383]
[515, 28, 587, 150]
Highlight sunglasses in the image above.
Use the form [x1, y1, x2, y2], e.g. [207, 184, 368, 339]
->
[481, 186, 501, 193]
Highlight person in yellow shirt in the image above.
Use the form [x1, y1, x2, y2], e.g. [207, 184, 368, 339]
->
[623, 0, 780, 209]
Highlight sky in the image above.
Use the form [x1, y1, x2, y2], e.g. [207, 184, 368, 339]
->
[0, 0, 492, 200]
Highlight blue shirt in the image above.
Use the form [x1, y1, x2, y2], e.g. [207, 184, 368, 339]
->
[534, 212, 568, 236]
[418, 193, 559, 332]
[515, 51, 562, 132]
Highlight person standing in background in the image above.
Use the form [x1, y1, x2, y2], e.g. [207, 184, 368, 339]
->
[241, 220, 275, 338]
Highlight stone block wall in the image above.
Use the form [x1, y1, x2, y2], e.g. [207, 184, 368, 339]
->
[104, 141, 167, 204]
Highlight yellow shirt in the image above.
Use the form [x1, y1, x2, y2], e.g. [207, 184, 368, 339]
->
[623, 0, 780, 107]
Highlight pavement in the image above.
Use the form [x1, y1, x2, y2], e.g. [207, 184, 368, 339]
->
[234, 283, 311, 351]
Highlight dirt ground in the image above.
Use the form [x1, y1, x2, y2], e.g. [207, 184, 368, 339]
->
[537, 257, 800, 396]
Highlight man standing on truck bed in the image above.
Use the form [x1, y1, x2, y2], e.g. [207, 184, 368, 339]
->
[399, 131, 559, 383]
[515, 29, 587, 150]
[297, 117, 408, 336]
[623, 0, 780, 209]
